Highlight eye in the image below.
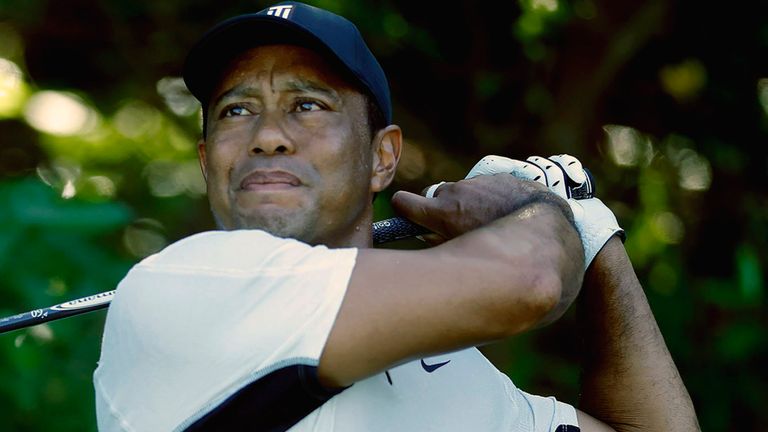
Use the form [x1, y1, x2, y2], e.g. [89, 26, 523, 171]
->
[293, 99, 324, 113]
[221, 105, 253, 118]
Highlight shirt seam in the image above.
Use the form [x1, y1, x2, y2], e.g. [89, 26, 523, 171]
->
[95, 373, 136, 432]
[134, 249, 357, 277]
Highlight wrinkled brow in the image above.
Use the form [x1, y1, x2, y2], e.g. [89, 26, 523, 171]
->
[212, 79, 342, 108]
[211, 86, 261, 108]
[282, 79, 341, 103]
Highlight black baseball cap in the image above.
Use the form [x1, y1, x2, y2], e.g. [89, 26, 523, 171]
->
[183, 1, 392, 124]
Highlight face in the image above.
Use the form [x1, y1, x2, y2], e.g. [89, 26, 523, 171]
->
[199, 45, 384, 247]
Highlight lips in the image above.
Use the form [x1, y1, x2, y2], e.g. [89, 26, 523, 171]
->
[239, 170, 302, 190]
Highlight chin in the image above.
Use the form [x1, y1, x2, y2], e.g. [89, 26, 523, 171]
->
[229, 207, 317, 242]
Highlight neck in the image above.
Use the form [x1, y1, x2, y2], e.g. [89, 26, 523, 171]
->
[315, 208, 374, 249]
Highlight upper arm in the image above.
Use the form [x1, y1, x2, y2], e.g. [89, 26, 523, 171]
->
[318, 205, 582, 387]
[576, 409, 616, 432]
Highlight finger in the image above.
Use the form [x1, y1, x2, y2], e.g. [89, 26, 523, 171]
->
[466, 155, 547, 187]
[465, 155, 521, 178]
[508, 160, 547, 185]
[526, 155, 568, 198]
[390, 190, 447, 235]
[548, 154, 586, 186]
[417, 233, 448, 246]
[422, 181, 446, 198]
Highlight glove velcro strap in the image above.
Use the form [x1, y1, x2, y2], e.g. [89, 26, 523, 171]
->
[568, 198, 624, 269]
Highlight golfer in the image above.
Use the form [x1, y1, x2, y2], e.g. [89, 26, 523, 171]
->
[94, 2, 699, 431]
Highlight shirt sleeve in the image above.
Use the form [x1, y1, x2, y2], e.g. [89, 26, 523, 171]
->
[516, 390, 580, 432]
[497, 368, 580, 432]
[94, 230, 358, 432]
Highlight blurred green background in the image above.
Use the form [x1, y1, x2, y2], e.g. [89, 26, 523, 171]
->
[0, 0, 765, 430]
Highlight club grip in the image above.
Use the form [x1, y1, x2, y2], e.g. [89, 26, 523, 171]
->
[569, 167, 596, 200]
[372, 217, 429, 244]
[1, 171, 597, 334]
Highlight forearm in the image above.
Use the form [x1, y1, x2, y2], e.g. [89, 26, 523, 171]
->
[441, 198, 583, 331]
[392, 177, 585, 332]
[578, 237, 699, 431]
[320, 200, 583, 386]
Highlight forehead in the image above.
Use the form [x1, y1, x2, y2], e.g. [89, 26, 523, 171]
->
[212, 44, 359, 98]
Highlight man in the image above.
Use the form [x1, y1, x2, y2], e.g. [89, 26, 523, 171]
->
[94, 2, 699, 431]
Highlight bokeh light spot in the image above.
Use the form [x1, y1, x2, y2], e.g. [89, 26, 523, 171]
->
[383, 13, 409, 39]
[517, 13, 545, 39]
[604, 125, 649, 167]
[61, 179, 76, 199]
[157, 77, 200, 116]
[649, 260, 679, 295]
[660, 59, 707, 103]
[123, 219, 168, 258]
[531, 0, 559, 13]
[145, 160, 205, 198]
[757, 78, 768, 118]
[36, 161, 82, 197]
[0, 57, 27, 117]
[23, 91, 99, 136]
[46, 278, 68, 296]
[88, 175, 117, 198]
[30, 323, 54, 342]
[651, 211, 684, 244]
[114, 100, 162, 139]
[677, 149, 712, 191]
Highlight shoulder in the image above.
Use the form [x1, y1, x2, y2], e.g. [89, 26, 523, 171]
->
[97, 231, 361, 430]
[135, 229, 356, 273]
[141, 229, 300, 266]
[111, 229, 358, 315]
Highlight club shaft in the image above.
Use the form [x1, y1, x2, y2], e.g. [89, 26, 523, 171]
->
[0, 172, 595, 335]
[0, 291, 115, 334]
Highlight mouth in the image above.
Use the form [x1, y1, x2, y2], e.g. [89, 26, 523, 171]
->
[239, 170, 303, 191]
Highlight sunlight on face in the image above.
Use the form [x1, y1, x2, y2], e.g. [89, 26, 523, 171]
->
[201, 45, 374, 246]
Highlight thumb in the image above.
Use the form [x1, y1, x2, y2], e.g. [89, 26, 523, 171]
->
[390, 190, 445, 235]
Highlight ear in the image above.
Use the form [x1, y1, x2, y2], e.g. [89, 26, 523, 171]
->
[370, 125, 402, 193]
[197, 139, 209, 182]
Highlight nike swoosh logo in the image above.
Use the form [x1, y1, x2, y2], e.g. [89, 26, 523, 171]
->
[421, 359, 451, 373]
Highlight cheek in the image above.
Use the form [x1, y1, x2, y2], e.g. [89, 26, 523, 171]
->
[315, 140, 371, 202]
[315, 124, 367, 172]
[204, 141, 238, 197]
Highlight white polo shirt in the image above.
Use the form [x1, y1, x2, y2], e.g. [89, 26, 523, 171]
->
[94, 230, 579, 431]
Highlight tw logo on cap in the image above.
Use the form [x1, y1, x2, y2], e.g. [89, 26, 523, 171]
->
[267, 5, 293, 19]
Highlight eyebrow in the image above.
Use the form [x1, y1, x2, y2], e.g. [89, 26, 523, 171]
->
[210, 86, 261, 110]
[211, 79, 342, 109]
[282, 80, 341, 103]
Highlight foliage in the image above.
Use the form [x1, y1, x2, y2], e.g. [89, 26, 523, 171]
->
[0, 179, 132, 431]
[0, 0, 766, 430]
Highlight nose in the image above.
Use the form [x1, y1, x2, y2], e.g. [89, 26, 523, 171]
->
[248, 112, 294, 156]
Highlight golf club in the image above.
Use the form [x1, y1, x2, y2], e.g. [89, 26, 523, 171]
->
[0, 164, 595, 335]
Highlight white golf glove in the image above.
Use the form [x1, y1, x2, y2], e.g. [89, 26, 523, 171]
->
[528, 155, 624, 268]
[459, 154, 624, 269]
